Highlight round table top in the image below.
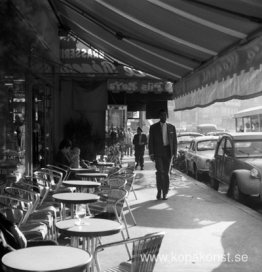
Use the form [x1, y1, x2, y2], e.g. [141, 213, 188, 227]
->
[2, 245, 91, 272]
[52, 192, 100, 204]
[56, 218, 122, 237]
[76, 172, 108, 178]
[96, 162, 114, 167]
[63, 180, 101, 188]
[69, 168, 99, 172]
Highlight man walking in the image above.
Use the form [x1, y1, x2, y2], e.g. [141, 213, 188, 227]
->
[133, 127, 147, 170]
[148, 109, 177, 200]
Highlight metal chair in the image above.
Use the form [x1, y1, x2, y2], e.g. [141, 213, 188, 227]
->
[123, 173, 137, 226]
[3, 186, 55, 239]
[89, 188, 131, 258]
[0, 195, 48, 241]
[94, 232, 165, 272]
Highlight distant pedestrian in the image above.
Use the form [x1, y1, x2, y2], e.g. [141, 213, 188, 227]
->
[124, 127, 134, 156]
[133, 127, 147, 170]
[148, 109, 177, 200]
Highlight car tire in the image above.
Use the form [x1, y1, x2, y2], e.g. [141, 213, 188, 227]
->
[230, 178, 245, 202]
[210, 177, 219, 191]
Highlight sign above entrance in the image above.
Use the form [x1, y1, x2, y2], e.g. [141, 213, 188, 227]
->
[60, 36, 158, 79]
[107, 79, 173, 94]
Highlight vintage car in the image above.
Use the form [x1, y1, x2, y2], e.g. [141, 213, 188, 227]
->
[185, 135, 219, 180]
[209, 132, 262, 201]
[177, 132, 204, 152]
[172, 132, 203, 172]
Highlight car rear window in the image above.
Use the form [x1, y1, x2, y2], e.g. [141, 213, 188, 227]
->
[197, 140, 217, 151]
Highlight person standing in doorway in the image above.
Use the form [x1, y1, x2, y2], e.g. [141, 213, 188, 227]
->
[148, 109, 177, 200]
[124, 127, 134, 156]
[133, 127, 147, 170]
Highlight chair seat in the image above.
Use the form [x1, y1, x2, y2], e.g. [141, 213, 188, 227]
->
[28, 212, 53, 228]
[89, 201, 107, 215]
[20, 222, 48, 240]
[93, 212, 116, 220]
[104, 262, 131, 272]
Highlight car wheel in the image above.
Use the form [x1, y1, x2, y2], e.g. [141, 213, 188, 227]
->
[231, 179, 245, 202]
[210, 177, 219, 191]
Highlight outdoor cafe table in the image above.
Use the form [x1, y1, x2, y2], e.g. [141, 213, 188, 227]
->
[96, 162, 115, 172]
[62, 180, 101, 193]
[52, 192, 100, 219]
[56, 218, 122, 272]
[67, 168, 99, 180]
[76, 172, 108, 182]
[96, 162, 114, 167]
[2, 245, 92, 272]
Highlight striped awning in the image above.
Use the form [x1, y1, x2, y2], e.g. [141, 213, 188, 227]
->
[50, 0, 262, 110]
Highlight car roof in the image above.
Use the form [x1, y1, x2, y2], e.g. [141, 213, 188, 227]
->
[192, 135, 219, 142]
[178, 132, 203, 137]
[221, 132, 262, 141]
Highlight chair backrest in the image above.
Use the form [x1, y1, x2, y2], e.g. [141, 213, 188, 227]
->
[0, 195, 33, 226]
[131, 232, 165, 272]
[41, 167, 64, 193]
[46, 164, 69, 180]
[107, 177, 126, 189]
[4, 187, 40, 214]
[106, 188, 127, 220]
[124, 173, 136, 195]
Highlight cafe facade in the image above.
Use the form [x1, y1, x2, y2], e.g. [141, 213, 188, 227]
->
[0, 0, 172, 182]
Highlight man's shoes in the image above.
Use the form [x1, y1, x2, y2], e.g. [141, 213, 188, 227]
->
[141, 166, 144, 170]
[135, 164, 138, 170]
[156, 191, 161, 200]
[162, 194, 168, 200]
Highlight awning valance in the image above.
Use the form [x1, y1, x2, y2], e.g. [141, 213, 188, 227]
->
[173, 35, 262, 111]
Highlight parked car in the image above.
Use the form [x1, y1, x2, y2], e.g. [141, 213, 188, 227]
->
[177, 132, 204, 152]
[206, 130, 227, 136]
[209, 132, 262, 201]
[196, 124, 217, 135]
[173, 132, 203, 172]
[185, 136, 219, 180]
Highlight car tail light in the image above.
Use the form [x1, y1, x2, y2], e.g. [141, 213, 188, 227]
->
[250, 168, 260, 179]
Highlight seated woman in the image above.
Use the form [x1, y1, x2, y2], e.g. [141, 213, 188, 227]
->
[54, 139, 72, 167]
[70, 146, 81, 168]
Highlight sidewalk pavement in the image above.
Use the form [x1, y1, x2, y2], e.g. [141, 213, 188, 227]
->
[97, 154, 262, 272]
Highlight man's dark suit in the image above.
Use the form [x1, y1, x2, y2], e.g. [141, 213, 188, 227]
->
[148, 121, 177, 198]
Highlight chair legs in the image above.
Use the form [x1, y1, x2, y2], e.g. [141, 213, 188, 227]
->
[124, 199, 136, 226]
[120, 228, 131, 260]
[131, 185, 138, 200]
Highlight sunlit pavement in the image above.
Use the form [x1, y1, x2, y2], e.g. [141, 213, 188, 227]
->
[60, 154, 262, 272]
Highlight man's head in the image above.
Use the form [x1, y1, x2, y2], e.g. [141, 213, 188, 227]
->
[159, 109, 167, 123]
[137, 127, 142, 134]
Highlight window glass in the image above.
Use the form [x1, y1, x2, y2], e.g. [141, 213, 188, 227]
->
[197, 140, 217, 151]
[217, 138, 225, 156]
[225, 139, 233, 157]
[235, 140, 262, 157]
